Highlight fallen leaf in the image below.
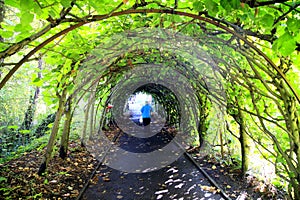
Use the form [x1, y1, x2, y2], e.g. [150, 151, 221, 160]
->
[71, 189, 79, 194]
[200, 185, 220, 194]
[103, 177, 110, 182]
[63, 193, 70, 197]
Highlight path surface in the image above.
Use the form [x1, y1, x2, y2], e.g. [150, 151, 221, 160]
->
[83, 131, 224, 200]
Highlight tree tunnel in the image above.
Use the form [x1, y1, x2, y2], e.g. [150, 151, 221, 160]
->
[134, 83, 181, 126]
[65, 27, 299, 198]
[0, 1, 299, 199]
[75, 29, 226, 160]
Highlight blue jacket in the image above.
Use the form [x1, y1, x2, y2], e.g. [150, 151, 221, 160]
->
[141, 104, 152, 118]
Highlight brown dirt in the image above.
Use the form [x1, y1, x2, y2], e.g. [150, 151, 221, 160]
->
[0, 139, 286, 200]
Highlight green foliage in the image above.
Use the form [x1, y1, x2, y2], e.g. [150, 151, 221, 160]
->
[273, 32, 297, 57]
[0, 177, 7, 183]
[0, 125, 50, 163]
[0, 0, 300, 198]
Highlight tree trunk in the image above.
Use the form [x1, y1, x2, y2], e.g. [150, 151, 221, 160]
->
[0, 0, 4, 77]
[81, 99, 91, 146]
[59, 98, 72, 159]
[89, 100, 95, 138]
[219, 128, 224, 159]
[238, 109, 250, 174]
[81, 87, 96, 145]
[197, 95, 208, 147]
[229, 98, 250, 174]
[38, 89, 67, 175]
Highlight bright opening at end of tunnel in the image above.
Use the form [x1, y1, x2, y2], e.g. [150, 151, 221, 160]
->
[122, 92, 166, 137]
[81, 28, 226, 174]
[126, 92, 153, 126]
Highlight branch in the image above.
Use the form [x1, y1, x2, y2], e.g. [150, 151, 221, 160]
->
[59, 1, 76, 19]
[243, 0, 290, 8]
[273, 2, 300, 26]
[0, 8, 298, 105]
[283, 2, 300, 13]
[1, 62, 18, 66]
[34, 1, 57, 9]
[174, 0, 178, 9]
[205, 14, 274, 42]
[0, 24, 53, 59]
[1, 1, 76, 60]
[249, 86, 298, 174]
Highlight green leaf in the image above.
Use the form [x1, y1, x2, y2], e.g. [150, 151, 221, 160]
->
[8, 125, 18, 130]
[276, 155, 286, 164]
[193, 1, 204, 12]
[273, 32, 296, 56]
[44, 179, 49, 184]
[230, 0, 240, 9]
[280, 39, 296, 56]
[19, 129, 31, 134]
[67, 84, 74, 92]
[286, 18, 300, 33]
[89, 0, 102, 13]
[33, 2, 44, 16]
[20, 0, 34, 10]
[14, 24, 23, 32]
[32, 79, 44, 87]
[261, 14, 274, 28]
[44, 56, 58, 65]
[292, 53, 300, 65]
[0, 30, 13, 38]
[295, 33, 300, 43]
[21, 12, 34, 25]
[288, 171, 296, 178]
[57, 73, 63, 82]
[32, 77, 41, 82]
[0, 177, 7, 183]
[60, 0, 72, 7]
[5, 0, 20, 8]
[205, 0, 219, 15]
[219, 0, 241, 10]
[48, 10, 58, 19]
[0, 43, 9, 51]
[62, 59, 72, 74]
[220, 0, 231, 10]
[163, 21, 172, 27]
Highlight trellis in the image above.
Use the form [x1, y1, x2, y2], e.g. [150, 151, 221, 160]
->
[0, 1, 299, 198]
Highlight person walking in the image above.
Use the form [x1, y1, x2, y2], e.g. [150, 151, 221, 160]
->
[140, 101, 152, 126]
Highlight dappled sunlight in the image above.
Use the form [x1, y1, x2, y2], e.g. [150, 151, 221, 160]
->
[0, 0, 299, 199]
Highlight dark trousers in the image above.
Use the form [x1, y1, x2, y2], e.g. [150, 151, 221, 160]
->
[142, 118, 151, 126]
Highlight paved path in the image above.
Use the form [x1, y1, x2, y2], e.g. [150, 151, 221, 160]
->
[83, 131, 224, 200]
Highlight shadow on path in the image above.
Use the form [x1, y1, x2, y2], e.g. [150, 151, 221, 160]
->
[83, 131, 224, 200]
